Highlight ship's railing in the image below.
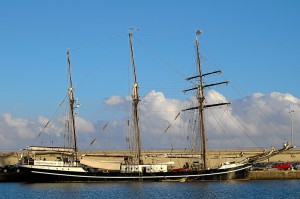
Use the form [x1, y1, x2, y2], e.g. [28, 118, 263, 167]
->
[19, 157, 78, 167]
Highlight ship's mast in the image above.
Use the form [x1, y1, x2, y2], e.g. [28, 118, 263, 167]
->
[66, 49, 78, 163]
[183, 30, 230, 170]
[129, 31, 142, 164]
[195, 31, 207, 169]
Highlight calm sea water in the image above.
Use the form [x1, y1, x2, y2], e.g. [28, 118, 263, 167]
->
[0, 180, 299, 199]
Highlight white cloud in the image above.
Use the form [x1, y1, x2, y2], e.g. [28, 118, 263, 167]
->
[0, 91, 299, 151]
[37, 115, 49, 125]
[75, 116, 96, 134]
[104, 95, 124, 106]
[1, 113, 35, 139]
[0, 113, 36, 149]
[101, 90, 300, 150]
[0, 113, 97, 150]
[210, 91, 300, 148]
[2, 113, 28, 127]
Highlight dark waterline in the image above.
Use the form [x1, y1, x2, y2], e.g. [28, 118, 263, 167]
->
[0, 180, 299, 199]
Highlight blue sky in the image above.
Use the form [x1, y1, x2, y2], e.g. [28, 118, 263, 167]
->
[0, 1, 300, 150]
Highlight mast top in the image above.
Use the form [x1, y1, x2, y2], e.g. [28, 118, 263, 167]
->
[196, 30, 203, 35]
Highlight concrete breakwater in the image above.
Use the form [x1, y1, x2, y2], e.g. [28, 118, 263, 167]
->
[250, 170, 300, 180]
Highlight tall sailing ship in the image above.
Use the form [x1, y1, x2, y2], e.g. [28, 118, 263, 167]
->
[18, 30, 293, 182]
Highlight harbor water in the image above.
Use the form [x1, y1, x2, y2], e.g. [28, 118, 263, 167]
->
[0, 180, 299, 199]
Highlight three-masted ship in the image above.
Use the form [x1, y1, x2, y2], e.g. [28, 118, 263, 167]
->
[18, 30, 292, 182]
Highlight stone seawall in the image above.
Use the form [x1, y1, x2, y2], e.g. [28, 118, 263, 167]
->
[2, 148, 300, 169]
[250, 170, 300, 180]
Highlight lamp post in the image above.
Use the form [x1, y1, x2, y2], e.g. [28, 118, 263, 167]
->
[289, 109, 295, 147]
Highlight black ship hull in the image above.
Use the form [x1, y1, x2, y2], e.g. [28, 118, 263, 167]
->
[19, 164, 251, 183]
[0, 172, 31, 182]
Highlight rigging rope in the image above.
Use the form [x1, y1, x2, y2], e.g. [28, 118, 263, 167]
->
[33, 96, 67, 144]
[73, 35, 127, 92]
[132, 35, 186, 79]
[201, 48, 287, 142]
